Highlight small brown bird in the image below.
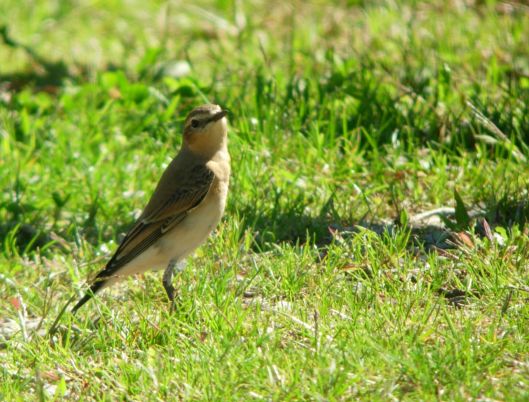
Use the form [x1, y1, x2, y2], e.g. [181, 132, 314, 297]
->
[72, 104, 230, 312]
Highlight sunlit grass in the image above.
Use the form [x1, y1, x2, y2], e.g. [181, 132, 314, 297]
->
[1, 0, 529, 399]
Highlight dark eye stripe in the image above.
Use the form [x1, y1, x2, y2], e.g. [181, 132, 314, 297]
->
[187, 112, 220, 129]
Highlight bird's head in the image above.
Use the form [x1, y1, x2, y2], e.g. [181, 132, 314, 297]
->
[183, 104, 228, 155]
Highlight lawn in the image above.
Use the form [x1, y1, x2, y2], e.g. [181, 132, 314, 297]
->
[1, 0, 529, 400]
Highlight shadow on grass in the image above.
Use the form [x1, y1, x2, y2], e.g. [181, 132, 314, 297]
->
[4, 190, 529, 256]
[0, 25, 77, 91]
[479, 192, 529, 230]
[0, 221, 53, 255]
[236, 187, 529, 254]
[236, 193, 340, 251]
[0, 25, 122, 93]
[2, 184, 529, 260]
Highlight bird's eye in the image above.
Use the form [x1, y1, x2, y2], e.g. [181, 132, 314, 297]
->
[190, 119, 200, 128]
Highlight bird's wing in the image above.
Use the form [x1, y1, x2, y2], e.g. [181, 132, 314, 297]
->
[95, 163, 215, 280]
[71, 163, 215, 313]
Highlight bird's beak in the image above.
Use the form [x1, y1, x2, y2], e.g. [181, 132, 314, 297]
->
[208, 109, 228, 123]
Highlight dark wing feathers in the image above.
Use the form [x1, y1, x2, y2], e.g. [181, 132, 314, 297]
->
[144, 166, 214, 223]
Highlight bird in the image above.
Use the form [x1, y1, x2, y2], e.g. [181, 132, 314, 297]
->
[72, 104, 230, 312]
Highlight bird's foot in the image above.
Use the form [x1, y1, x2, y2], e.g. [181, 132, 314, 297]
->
[169, 297, 177, 314]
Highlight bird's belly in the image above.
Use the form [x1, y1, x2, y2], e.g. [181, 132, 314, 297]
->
[159, 197, 224, 262]
[111, 183, 227, 279]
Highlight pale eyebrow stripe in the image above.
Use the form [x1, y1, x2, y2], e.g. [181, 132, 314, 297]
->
[187, 108, 212, 120]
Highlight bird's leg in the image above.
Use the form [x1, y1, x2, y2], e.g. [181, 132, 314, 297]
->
[163, 259, 177, 303]
[163, 259, 186, 312]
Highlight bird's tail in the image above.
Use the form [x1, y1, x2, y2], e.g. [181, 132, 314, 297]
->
[71, 278, 107, 313]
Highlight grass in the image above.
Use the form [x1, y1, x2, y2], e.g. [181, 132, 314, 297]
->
[1, 0, 529, 399]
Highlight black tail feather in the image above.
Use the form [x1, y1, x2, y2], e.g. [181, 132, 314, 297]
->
[71, 280, 105, 313]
